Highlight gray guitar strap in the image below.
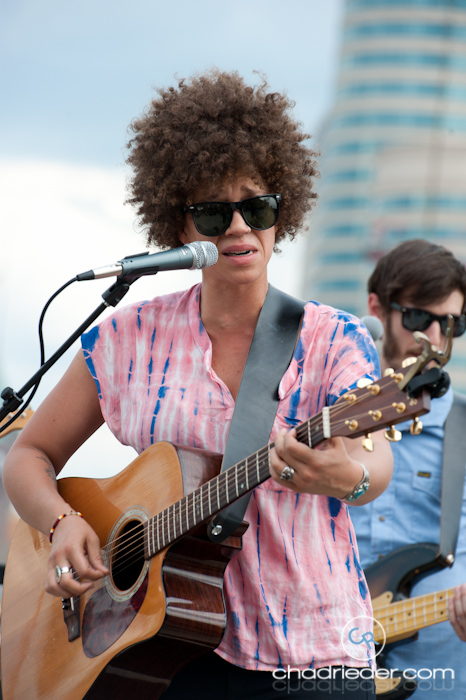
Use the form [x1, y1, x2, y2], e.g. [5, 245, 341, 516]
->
[208, 284, 305, 543]
[439, 391, 466, 563]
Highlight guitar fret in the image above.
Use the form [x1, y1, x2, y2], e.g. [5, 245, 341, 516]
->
[239, 462, 246, 494]
[256, 451, 260, 483]
[235, 465, 239, 497]
[216, 476, 221, 511]
[308, 420, 312, 447]
[172, 504, 176, 540]
[200, 487, 204, 521]
[224, 469, 230, 503]
[192, 491, 197, 526]
[156, 512, 161, 551]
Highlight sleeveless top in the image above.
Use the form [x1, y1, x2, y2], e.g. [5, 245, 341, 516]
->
[81, 283, 380, 670]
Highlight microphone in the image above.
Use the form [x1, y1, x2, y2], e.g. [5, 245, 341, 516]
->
[360, 315, 384, 342]
[76, 241, 218, 281]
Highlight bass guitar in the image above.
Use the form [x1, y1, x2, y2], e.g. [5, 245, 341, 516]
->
[1, 362, 435, 700]
[367, 542, 454, 699]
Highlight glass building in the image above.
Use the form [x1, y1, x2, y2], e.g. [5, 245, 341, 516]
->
[303, 0, 466, 389]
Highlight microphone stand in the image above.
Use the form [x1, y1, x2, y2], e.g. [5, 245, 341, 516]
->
[0, 276, 138, 427]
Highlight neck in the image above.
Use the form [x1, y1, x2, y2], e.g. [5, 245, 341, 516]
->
[200, 278, 269, 332]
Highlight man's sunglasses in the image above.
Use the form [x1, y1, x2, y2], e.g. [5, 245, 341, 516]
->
[184, 194, 281, 237]
[391, 301, 466, 338]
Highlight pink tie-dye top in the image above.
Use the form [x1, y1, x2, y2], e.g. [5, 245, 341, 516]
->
[81, 283, 380, 671]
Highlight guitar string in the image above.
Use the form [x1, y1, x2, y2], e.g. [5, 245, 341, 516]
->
[373, 589, 455, 627]
[65, 390, 410, 586]
[94, 383, 402, 561]
[68, 396, 407, 584]
[64, 374, 406, 568]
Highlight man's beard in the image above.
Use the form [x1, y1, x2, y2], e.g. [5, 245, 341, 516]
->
[382, 315, 402, 369]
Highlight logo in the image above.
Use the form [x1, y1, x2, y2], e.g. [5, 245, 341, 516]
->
[340, 616, 386, 661]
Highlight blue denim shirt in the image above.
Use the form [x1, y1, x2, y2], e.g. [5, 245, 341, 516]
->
[350, 388, 466, 696]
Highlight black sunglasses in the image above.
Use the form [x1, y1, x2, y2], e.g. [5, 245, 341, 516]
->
[390, 301, 466, 338]
[184, 194, 281, 237]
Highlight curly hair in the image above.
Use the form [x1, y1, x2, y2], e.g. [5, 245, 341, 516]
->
[125, 69, 319, 249]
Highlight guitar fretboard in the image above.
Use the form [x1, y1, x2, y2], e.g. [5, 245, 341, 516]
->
[372, 588, 454, 644]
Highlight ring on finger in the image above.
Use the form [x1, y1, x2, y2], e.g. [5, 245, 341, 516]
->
[55, 565, 73, 584]
[280, 465, 295, 482]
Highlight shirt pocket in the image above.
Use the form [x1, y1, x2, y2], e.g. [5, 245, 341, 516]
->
[407, 468, 442, 544]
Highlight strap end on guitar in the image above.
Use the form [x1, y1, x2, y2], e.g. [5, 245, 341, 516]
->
[208, 496, 250, 543]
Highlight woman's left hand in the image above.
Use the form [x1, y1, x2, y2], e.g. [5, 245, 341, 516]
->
[270, 426, 392, 504]
[270, 428, 364, 499]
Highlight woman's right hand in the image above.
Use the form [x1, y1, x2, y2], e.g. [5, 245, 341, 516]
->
[46, 511, 109, 598]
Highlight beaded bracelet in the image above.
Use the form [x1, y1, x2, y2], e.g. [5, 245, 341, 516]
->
[49, 510, 83, 543]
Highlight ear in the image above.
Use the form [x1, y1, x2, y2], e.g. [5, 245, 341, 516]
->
[178, 229, 189, 246]
[368, 293, 385, 322]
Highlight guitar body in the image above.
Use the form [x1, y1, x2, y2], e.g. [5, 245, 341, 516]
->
[1, 442, 244, 700]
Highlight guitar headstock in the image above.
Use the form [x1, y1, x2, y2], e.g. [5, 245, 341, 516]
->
[329, 330, 452, 448]
[332, 368, 430, 446]
[0, 408, 34, 438]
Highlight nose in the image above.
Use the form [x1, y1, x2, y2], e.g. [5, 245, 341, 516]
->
[424, 320, 443, 349]
[224, 209, 250, 236]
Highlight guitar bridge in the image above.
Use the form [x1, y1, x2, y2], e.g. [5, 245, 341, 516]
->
[62, 595, 81, 641]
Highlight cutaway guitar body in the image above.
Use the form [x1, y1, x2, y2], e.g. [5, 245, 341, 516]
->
[1, 442, 243, 700]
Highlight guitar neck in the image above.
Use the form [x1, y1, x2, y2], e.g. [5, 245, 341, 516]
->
[373, 587, 455, 644]
[144, 411, 326, 558]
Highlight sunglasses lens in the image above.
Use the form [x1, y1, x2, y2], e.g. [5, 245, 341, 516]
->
[450, 316, 466, 337]
[243, 196, 279, 230]
[402, 309, 432, 332]
[191, 203, 231, 236]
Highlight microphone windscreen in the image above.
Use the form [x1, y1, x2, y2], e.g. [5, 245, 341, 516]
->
[191, 241, 218, 269]
[360, 315, 384, 342]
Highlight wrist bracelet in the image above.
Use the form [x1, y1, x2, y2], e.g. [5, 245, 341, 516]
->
[49, 510, 83, 543]
[342, 463, 370, 503]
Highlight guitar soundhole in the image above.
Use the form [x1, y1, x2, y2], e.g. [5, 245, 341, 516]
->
[111, 519, 145, 592]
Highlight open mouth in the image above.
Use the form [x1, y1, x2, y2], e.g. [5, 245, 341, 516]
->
[224, 250, 254, 256]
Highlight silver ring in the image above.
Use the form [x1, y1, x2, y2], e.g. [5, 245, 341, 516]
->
[55, 565, 72, 584]
[279, 465, 295, 482]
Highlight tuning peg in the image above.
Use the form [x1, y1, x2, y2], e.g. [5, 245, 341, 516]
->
[384, 368, 394, 377]
[362, 434, 374, 452]
[410, 417, 423, 436]
[385, 426, 402, 442]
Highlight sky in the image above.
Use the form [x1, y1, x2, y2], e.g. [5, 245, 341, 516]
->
[0, 0, 345, 478]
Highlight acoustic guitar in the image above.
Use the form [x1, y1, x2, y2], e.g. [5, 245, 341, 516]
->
[0, 364, 434, 700]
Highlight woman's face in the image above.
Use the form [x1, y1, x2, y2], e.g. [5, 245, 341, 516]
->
[179, 177, 277, 288]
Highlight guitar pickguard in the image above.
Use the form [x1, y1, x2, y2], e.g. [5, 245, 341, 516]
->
[82, 572, 149, 657]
